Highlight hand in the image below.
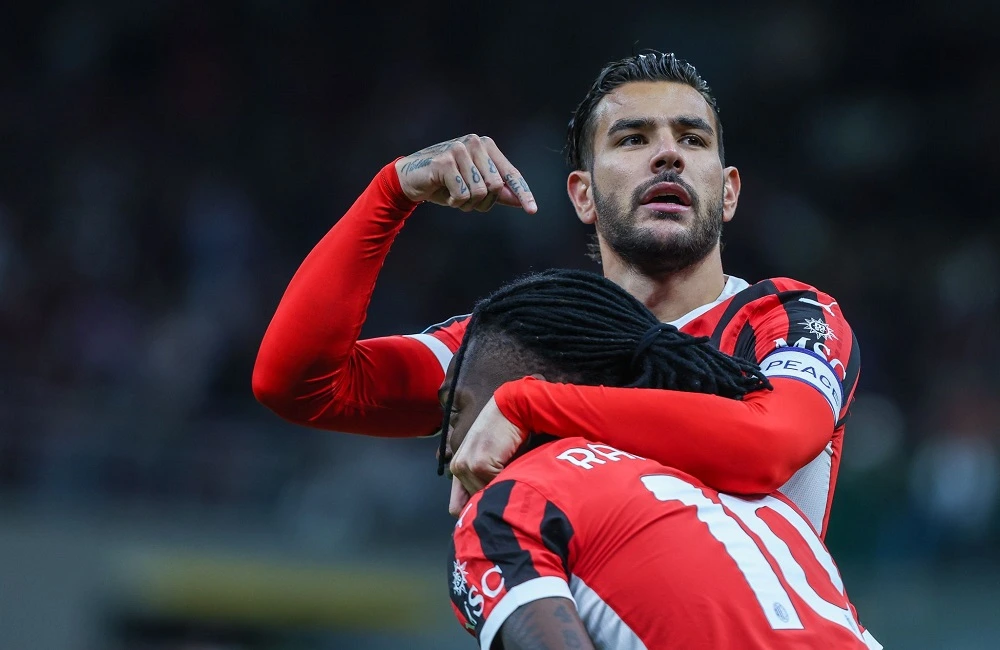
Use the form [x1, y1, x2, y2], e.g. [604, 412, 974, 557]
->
[394, 134, 537, 214]
[448, 476, 471, 519]
[449, 396, 528, 513]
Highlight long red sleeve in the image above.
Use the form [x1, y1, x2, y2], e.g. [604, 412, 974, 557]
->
[493, 377, 833, 495]
[252, 161, 448, 436]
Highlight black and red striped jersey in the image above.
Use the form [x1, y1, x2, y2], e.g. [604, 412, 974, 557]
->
[418, 275, 859, 535]
[448, 437, 880, 649]
[256, 171, 859, 541]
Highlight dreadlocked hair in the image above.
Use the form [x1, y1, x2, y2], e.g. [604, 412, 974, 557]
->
[436, 269, 771, 474]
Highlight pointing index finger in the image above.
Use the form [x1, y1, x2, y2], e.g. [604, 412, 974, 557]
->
[483, 138, 537, 214]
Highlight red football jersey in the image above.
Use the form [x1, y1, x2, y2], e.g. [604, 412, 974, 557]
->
[254, 169, 858, 538]
[421, 276, 858, 537]
[448, 437, 880, 650]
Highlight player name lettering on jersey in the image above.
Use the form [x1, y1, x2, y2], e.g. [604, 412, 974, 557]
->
[556, 443, 645, 470]
[761, 348, 843, 419]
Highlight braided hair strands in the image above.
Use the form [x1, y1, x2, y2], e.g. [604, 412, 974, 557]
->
[436, 269, 772, 475]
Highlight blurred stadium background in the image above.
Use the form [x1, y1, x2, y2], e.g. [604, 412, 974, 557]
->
[1, 1, 997, 648]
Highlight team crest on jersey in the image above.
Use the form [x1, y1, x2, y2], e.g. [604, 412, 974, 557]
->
[452, 560, 469, 596]
[799, 317, 836, 341]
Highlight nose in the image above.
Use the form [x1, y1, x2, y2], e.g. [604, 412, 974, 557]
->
[650, 137, 684, 174]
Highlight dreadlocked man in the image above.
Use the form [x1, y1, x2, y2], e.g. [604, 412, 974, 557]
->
[436, 268, 770, 473]
[444, 269, 881, 650]
[253, 51, 860, 541]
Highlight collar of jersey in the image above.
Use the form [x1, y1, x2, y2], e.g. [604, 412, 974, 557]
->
[666, 275, 749, 330]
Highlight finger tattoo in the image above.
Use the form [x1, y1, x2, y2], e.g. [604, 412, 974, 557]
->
[456, 175, 468, 194]
[471, 166, 481, 183]
[505, 172, 529, 194]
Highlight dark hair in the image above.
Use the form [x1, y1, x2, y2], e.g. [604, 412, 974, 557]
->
[565, 51, 724, 171]
[437, 269, 769, 474]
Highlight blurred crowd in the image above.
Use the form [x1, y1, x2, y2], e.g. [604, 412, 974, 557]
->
[1, 0, 997, 578]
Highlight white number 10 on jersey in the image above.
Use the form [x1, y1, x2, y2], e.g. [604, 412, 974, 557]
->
[641, 474, 876, 645]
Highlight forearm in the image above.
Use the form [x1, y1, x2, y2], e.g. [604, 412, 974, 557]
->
[500, 598, 595, 650]
[495, 377, 832, 495]
[253, 160, 427, 428]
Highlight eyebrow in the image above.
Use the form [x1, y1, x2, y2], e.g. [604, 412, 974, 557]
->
[607, 117, 656, 138]
[672, 115, 715, 136]
[606, 115, 715, 138]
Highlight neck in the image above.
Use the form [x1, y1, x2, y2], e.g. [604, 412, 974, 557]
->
[600, 244, 727, 323]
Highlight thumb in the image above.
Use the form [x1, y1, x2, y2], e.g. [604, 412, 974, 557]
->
[449, 476, 471, 518]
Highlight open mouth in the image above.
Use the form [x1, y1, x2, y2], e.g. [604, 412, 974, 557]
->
[640, 182, 692, 208]
[648, 195, 684, 205]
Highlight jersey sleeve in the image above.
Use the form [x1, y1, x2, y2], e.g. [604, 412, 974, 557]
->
[495, 377, 832, 497]
[491, 280, 856, 498]
[448, 479, 576, 650]
[405, 315, 470, 375]
[251, 159, 472, 437]
[742, 280, 860, 427]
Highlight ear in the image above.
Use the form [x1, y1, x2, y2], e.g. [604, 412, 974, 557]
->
[722, 166, 741, 224]
[567, 170, 597, 225]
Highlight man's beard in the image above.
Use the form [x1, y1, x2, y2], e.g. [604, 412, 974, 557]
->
[593, 171, 724, 276]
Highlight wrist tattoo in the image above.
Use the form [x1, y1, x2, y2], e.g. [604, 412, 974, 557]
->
[401, 157, 433, 174]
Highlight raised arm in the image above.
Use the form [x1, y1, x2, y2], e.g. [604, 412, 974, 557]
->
[252, 160, 442, 435]
[252, 136, 536, 436]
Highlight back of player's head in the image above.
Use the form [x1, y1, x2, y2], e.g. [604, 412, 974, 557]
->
[565, 50, 724, 171]
[436, 269, 769, 473]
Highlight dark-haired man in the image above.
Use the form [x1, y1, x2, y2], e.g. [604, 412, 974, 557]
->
[441, 270, 879, 650]
[253, 52, 858, 540]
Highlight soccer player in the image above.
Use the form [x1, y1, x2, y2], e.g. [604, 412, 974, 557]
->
[253, 51, 859, 538]
[443, 269, 880, 650]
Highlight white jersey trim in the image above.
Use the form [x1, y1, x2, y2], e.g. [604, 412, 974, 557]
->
[404, 333, 454, 374]
[668, 275, 749, 329]
[570, 574, 648, 649]
[778, 442, 834, 535]
[863, 629, 884, 650]
[479, 576, 574, 650]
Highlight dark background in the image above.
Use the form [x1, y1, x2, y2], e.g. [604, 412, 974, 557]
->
[0, 1, 997, 648]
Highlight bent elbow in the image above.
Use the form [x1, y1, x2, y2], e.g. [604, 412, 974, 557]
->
[252, 355, 348, 427]
[721, 452, 800, 496]
[751, 466, 794, 495]
[251, 353, 302, 417]
[252, 363, 283, 411]
[743, 447, 819, 495]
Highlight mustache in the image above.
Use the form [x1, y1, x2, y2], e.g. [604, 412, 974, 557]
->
[631, 171, 698, 208]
